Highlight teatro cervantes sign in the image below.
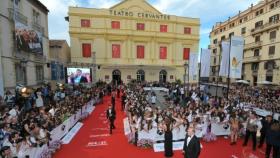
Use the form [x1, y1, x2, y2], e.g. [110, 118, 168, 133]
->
[109, 10, 170, 20]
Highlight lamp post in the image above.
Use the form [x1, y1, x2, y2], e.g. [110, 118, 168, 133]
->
[184, 62, 189, 98]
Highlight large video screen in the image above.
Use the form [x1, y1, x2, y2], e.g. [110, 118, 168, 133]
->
[66, 68, 92, 84]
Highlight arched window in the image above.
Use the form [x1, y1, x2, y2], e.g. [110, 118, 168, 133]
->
[136, 70, 145, 82]
[159, 70, 167, 83]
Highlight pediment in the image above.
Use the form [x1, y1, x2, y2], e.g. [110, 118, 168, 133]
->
[110, 0, 161, 14]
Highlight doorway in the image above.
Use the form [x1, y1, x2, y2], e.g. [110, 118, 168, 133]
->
[112, 69, 121, 85]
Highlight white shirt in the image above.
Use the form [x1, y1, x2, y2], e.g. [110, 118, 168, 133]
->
[151, 96, 156, 103]
[187, 135, 194, 146]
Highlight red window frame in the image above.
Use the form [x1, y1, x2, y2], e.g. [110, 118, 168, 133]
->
[81, 19, 90, 27]
[82, 43, 91, 58]
[184, 27, 192, 34]
[160, 25, 168, 32]
[111, 21, 120, 29]
[183, 48, 190, 60]
[112, 44, 121, 58]
[137, 23, 145, 30]
[160, 46, 167, 59]
[137, 45, 145, 59]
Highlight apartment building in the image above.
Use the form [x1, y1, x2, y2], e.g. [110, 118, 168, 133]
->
[209, 0, 280, 85]
[0, 0, 49, 93]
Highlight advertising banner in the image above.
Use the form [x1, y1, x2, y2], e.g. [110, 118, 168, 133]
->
[229, 36, 244, 79]
[15, 21, 43, 54]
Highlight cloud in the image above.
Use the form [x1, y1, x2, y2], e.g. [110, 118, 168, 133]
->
[39, 0, 119, 45]
[40, 0, 259, 48]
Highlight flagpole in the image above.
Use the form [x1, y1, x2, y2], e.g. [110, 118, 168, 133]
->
[227, 37, 232, 101]
[215, 54, 219, 101]
[199, 48, 202, 90]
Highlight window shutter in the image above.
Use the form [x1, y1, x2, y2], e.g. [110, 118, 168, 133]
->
[112, 44, 121, 58]
[81, 19, 90, 27]
[82, 43, 91, 58]
[137, 45, 144, 58]
[183, 48, 190, 60]
[160, 46, 167, 59]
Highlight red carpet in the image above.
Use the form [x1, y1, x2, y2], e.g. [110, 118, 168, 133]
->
[54, 95, 265, 158]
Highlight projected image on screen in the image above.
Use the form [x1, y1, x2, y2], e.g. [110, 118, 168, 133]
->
[67, 68, 91, 84]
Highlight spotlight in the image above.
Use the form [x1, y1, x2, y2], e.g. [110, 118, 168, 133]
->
[56, 83, 64, 90]
[21, 87, 27, 93]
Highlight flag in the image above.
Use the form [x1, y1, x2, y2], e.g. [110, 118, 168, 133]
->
[230, 36, 244, 78]
[219, 41, 230, 77]
[200, 49, 211, 77]
[189, 53, 198, 80]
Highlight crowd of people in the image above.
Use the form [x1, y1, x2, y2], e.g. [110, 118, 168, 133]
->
[0, 82, 105, 158]
[122, 82, 280, 158]
[0, 80, 279, 158]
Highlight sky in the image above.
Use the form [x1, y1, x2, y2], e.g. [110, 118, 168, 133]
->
[39, 0, 259, 50]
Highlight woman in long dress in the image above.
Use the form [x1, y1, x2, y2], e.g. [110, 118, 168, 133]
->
[164, 118, 173, 158]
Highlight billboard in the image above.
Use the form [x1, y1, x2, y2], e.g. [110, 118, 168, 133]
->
[15, 21, 43, 54]
[66, 68, 92, 84]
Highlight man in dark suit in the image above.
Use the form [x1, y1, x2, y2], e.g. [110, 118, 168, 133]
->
[106, 105, 116, 134]
[73, 69, 88, 83]
[183, 125, 201, 158]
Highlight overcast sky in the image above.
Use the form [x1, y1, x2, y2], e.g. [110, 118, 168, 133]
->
[39, 0, 259, 50]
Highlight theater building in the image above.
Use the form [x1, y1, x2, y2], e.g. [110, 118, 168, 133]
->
[68, 0, 200, 83]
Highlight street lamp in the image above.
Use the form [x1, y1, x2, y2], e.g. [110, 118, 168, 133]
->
[184, 62, 189, 98]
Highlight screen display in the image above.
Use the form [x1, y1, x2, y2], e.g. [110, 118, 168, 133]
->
[66, 68, 91, 84]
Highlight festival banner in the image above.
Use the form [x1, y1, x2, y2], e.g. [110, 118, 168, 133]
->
[15, 21, 43, 54]
[189, 53, 198, 80]
[229, 36, 244, 78]
[200, 49, 211, 77]
[219, 41, 230, 77]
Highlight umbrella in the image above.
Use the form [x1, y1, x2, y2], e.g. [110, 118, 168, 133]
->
[235, 80, 250, 85]
[257, 81, 278, 85]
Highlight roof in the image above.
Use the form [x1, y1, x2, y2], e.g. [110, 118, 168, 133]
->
[49, 40, 68, 47]
[31, 0, 49, 13]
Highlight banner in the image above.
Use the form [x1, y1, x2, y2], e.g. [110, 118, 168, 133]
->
[153, 142, 184, 152]
[62, 122, 83, 144]
[230, 36, 244, 78]
[219, 41, 230, 77]
[200, 49, 211, 77]
[123, 117, 131, 135]
[189, 53, 198, 80]
[15, 21, 43, 54]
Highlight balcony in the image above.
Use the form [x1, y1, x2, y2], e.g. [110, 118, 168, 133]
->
[244, 41, 263, 50]
[8, 8, 28, 25]
[251, 20, 280, 35]
[252, 69, 258, 76]
[32, 22, 45, 33]
[243, 56, 261, 63]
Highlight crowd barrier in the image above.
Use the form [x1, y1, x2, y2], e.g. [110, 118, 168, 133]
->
[143, 87, 169, 92]
[16, 98, 99, 158]
[124, 117, 231, 142]
[242, 102, 279, 120]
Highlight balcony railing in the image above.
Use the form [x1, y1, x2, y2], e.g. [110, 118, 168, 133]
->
[244, 41, 263, 50]
[243, 56, 261, 63]
[32, 22, 45, 33]
[251, 20, 280, 35]
[252, 69, 258, 76]
[8, 8, 28, 25]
